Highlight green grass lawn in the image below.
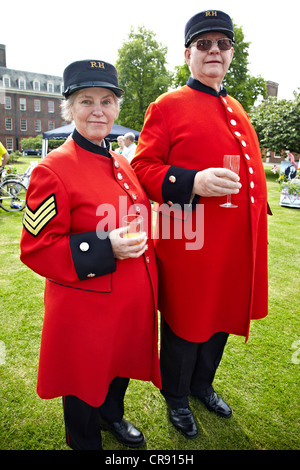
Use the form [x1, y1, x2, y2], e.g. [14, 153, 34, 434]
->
[0, 160, 299, 450]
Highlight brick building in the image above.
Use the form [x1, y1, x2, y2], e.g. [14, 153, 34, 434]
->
[0, 44, 65, 152]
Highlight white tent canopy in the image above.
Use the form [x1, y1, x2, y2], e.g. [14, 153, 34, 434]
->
[42, 123, 140, 158]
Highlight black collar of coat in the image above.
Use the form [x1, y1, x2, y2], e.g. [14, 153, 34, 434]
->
[72, 128, 111, 157]
[187, 76, 227, 97]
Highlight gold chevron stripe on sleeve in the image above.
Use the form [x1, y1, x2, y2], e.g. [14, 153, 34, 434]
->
[23, 194, 57, 237]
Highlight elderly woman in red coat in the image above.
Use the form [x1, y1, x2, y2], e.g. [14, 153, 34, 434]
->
[20, 60, 161, 450]
[132, 10, 269, 439]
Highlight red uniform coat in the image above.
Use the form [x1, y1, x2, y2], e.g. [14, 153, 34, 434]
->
[20, 130, 161, 407]
[132, 80, 268, 343]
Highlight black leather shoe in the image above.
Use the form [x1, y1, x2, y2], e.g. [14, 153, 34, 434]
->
[100, 418, 145, 448]
[199, 392, 232, 418]
[169, 407, 198, 439]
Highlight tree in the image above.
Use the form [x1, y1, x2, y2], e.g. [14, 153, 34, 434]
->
[223, 24, 266, 112]
[21, 135, 42, 150]
[21, 134, 65, 152]
[116, 26, 173, 130]
[250, 91, 300, 154]
[172, 22, 266, 113]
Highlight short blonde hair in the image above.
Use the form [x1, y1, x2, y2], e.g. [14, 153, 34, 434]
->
[61, 93, 76, 123]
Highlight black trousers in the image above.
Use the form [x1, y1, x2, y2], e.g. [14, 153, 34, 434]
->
[63, 376, 129, 450]
[160, 319, 229, 409]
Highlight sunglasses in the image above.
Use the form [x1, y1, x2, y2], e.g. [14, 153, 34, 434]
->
[191, 38, 234, 51]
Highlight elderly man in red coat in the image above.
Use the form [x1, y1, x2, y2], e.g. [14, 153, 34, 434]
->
[132, 10, 269, 439]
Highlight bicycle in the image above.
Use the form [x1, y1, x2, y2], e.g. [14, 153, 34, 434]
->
[0, 166, 29, 212]
[0, 161, 38, 212]
[0, 177, 27, 212]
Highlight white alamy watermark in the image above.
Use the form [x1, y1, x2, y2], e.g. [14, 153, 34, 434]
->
[95, 196, 204, 251]
[291, 339, 300, 365]
[0, 341, 6, 365]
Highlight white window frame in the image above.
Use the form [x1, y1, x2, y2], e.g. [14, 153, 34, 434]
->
[6, 138, 13, 151]
[34, 99, 41, 112]
[5, 96, 11, 110]
[20, 97, 27, 111]
[48, 100, 55, 113]
[5, 117, 12, 130]
[48, 120, 55, 130]
[47, 82, 54, 93]
[19, 78, 26, 90]
[3, 75, 10, 88]
[35, 120, 41, 133]
[20, 119, 27, 131]
[33, 80, 40, 91]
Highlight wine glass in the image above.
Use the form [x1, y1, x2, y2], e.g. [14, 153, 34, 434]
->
[220, 154, 240, 208]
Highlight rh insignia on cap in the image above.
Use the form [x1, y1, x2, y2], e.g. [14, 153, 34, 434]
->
[89, 61, 106, 69]
[205, 11, 218, 16]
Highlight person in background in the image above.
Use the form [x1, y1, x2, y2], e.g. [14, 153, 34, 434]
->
[132, 10, 269, 439]
[124, 132, 137, 162]
[0, 141, 9, 170]
[115, 135, 127, 156]
[20, 59, 161, 450]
